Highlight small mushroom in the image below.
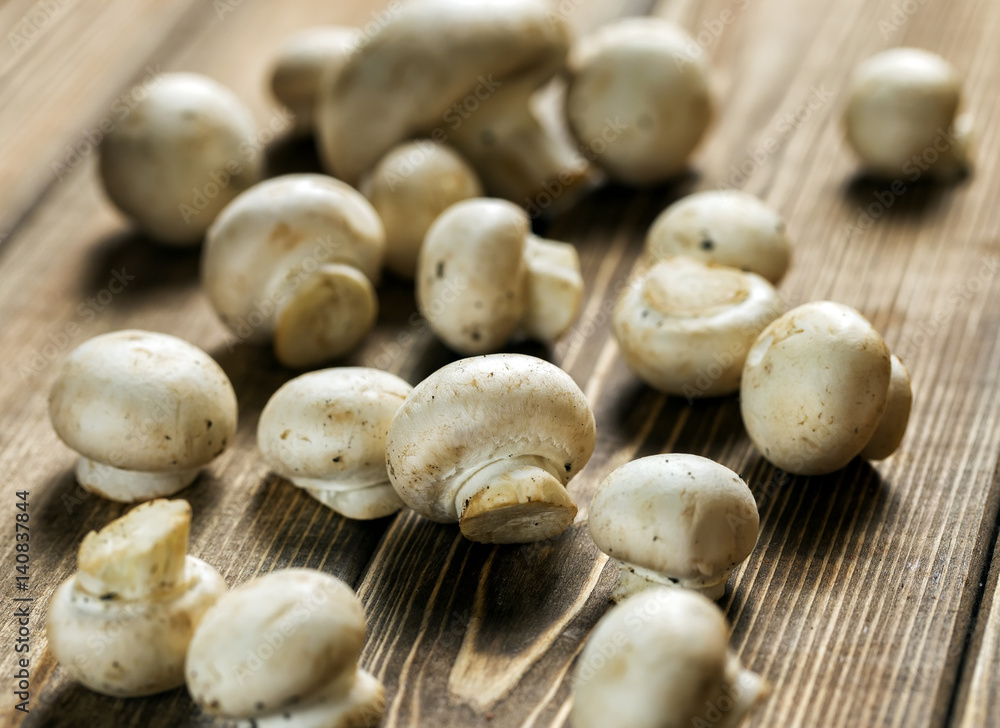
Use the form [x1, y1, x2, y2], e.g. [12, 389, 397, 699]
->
[269, 26, 359, 134]
[417, 198, 583, 354]
[565, 18, 713, 185]
[740, 301, 912, 475]
[186, 568, 384, 727]
[844, 48, 972, 179]
[48, 330, 238, 502]
[257, 367, 412, 519]
[99, 72, 262, 245]
[316, 0, 590, 205]
[386, 354, 597, 543]
[571, 588, 767, 728]
[361, 141, 483, 279]
[612, 257, 786, 398]
[202, 174, 385, 369]
[646, 190, 792, 283]
[46, 500, 227, 697]
[588, 455, 758, 602]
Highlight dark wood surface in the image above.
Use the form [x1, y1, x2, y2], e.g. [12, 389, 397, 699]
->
[2, 0, 999, 726]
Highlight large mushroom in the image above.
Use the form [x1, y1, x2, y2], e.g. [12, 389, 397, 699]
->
[386, 354, 597, 544]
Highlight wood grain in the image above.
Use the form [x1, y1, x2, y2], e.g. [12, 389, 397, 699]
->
[2, 0, 1000, 727]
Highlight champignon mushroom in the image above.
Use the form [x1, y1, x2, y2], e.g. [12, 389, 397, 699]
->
[361, 140, 483, 279]
[316, 0, 590, 205]
[844, 48, 972, 179]
[571, 588, 767, 728]
[257, 367, 412, 519]
[202, 174, 385, 369]
[612, 257, 786, 398]
[565, 18, 713, 185]
[99, 72, 261, 245]
[588, 454, 758, 602]
[48, 330, 238, 502]
[740, 301, 912, 475]
[269, 27, 359, 134]
[646, 190, 792, 283]
[186, 568, 384, 728]
[417, 198, 583, 354]
[46, 500, 227, 697]
[386, 354, 596, 544]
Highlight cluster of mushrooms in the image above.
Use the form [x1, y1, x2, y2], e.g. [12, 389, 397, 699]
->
[42, 0, 973, 726]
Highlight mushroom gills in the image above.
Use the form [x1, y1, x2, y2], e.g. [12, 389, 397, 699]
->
[612, 560, 728, 602]
[76, 458, 200, 503]
[243, 668, 385, 728]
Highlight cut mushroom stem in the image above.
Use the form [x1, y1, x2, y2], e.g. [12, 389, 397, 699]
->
[522, 236, 584, 342]
[454, 456, 578, 543]
[75, 459, 200, 503]
[861, 354, 913, 460]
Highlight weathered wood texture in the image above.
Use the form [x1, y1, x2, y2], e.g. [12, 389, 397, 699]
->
[1, 0, 999, 727]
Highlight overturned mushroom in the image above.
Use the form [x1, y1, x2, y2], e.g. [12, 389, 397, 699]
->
[572, 588, 767, 728]
[741, 301, 912, 475]
[186, 568, 384, 727]
[46, 500, 227, 697]
[418, 198, 583, 354]
[565, 18, 713, 185]
[386, 354, 596, 543]
[316, 0, 590, 205]
[589, 454, 758, 601]
[202, 174, 385, 369]
[844, 48, 972, 179]
[362, 140, 483, 279]
[99, 72, 261, 245]
[646, 190, 792, 283]
[48, 330, 238, 502]
[257, 367, 412, 519]
[613, 257, 785, 398]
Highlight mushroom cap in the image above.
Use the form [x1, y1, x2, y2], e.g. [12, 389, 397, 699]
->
[589, 454, 758, 588]
[316, 0, 571, 184]
[385, 354, 596, 523]
[202, 174, 385, 343]
[48, 330, 237, 473]
[860, 354, 913, 460]
[417, 198, 529, 354]
[646, 190, 792, 283]
[565, 18, 713, 185]
[258, 367, 412, 487]
[844, 48, 964, 177]
[99, 72, 261, 245]
[612, 257, 786, 397]
[362, 141, 483, 279]
[186, 568, 367, 719]
[740, 301, 892, 475]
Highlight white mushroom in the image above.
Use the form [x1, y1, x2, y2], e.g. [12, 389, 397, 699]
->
[588, 454, 759, 602]
[202, 174, 385, 369]
[565, 18, 713, 185]
[386, 354, 597, 544]
[612, 257, 786, 398]
[316, 0, 590, 205]
[740, 301, 912, 475]
[844, 48, 972, 179]
[646, 190, 792, 283]
[417, 198, 583, 354]
[361, 141, 483, 279]
[269, 26, 359, 134]
[99, 72, 262, 245]
[48, 330, 238, 502]
[257, 367, 412, 519]
[571, 587, 767, 728]
[46, 500, 227, 697]
[186, 568, 384, 728]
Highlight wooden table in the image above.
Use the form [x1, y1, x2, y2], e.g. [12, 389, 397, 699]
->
[2, 0, 999, 726]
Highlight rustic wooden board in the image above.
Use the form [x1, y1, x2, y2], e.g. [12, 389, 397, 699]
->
[1, 0, 999, 727]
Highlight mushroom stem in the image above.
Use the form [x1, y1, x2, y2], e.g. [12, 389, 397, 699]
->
[76, 458, 200, 503]
[454, 456, 578, 544]
[447, 78, 590, 208]
[273, 263, 379, 369]
[250, 668, 385, 728]
[717, 654, 771, 728]
[295, 479, 405, 520]
[519, 235, 584, 343]
[860, 354, 913, 460]
[934, 111, 973, 180]
[613, 560, 728, 603]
